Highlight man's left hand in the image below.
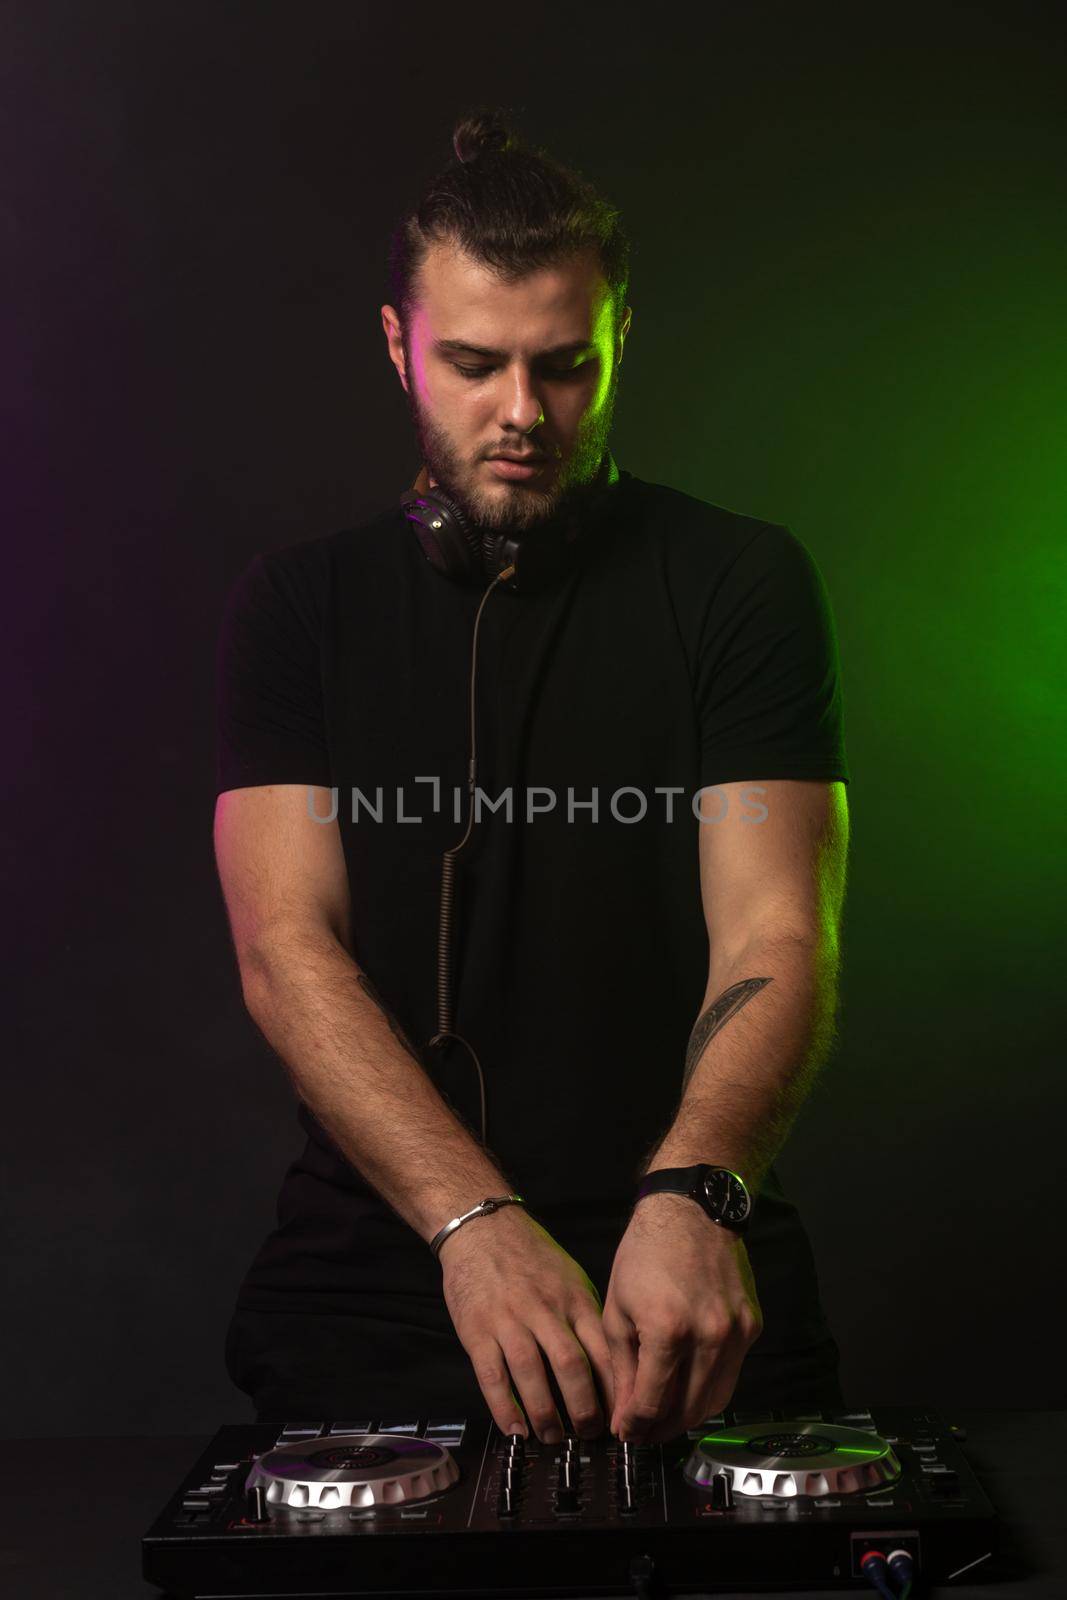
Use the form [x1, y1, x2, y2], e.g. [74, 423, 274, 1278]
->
[603, 1193, 764, 1442]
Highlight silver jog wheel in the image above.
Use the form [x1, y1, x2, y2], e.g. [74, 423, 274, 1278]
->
[683, 1420, 902, 1499]
[245, 1433, 460, 1511]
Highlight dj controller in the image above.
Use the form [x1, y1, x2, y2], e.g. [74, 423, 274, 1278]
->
[141, 1403, 999, 1597]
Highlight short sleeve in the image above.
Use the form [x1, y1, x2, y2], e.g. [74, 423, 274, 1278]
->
[215, 548, 333, 795]
[695, 523, 849, 786]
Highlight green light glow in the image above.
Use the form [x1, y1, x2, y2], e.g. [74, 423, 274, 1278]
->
[698, 1435, 884, 1457]
[640, 104, 1066, 1141]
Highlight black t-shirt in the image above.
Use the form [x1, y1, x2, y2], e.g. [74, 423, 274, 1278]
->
[216, 463, 849, 1355]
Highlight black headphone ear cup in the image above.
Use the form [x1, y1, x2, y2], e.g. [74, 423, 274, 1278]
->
[400, 486, 485, 584]
[401, 462, 621, 592]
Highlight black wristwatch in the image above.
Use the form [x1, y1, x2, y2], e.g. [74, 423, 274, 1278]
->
[635, 1164, 753, 1236]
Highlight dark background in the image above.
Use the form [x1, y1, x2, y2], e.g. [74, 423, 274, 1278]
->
[4, 1, 1064, 1438]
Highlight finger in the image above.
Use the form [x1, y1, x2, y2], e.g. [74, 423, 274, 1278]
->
[616, 1333, 684, 1441]
[572, 1309, 617, 1428]
[675, 1335, 728, 1436]
[699, 1321, 751, 1419]
[498, 1328, 564, 1443]
[466, 1338, 529, 1438]
[536, 1317, 604, 1439]
[678, 1317, 751, 1433]
[640, 1348, 693, 1444]
[601, 1305, 638, 1435]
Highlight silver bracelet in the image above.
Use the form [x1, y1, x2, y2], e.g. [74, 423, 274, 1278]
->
[428, 1194, 525, 1259]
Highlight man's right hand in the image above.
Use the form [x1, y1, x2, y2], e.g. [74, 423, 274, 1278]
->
[439, 1205, 614, 1442]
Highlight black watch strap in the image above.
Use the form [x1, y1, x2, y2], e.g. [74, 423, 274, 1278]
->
[636, 1166, 705, 1201]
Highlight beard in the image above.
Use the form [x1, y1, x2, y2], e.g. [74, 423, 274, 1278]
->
[402, 360, 620, 536]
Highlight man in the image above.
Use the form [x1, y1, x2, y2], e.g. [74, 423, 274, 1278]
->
[214, 109, 850, 1447]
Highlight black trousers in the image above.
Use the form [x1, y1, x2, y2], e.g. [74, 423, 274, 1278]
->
[226, 1303, 848, 1424]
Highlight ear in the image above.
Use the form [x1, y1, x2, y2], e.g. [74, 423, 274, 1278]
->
[616, 305, 632, 367]
[381, 305, 409, 393]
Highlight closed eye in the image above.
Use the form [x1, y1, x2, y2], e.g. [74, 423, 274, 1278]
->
[451, 362, 588, 380]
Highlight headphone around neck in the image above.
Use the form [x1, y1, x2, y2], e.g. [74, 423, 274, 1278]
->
[399, 451, 622, 594]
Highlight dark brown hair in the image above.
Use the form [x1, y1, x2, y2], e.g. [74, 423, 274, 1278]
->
[386, 106, 630, 337]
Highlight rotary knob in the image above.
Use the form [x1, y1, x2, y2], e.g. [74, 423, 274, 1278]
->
[683, 1420, 901, 1499]
[246, 1433, 459, 1511]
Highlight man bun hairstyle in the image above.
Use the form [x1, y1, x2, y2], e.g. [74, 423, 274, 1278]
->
[451, 107, 515, 165]
[387, 105, 630, 340]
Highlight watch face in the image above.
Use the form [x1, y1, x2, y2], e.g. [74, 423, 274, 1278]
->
[703, 1167, 752, 1226]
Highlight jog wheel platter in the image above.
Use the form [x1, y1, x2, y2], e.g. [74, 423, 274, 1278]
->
[684, 1419, 901, 1498]
[245, 1433, 460, 1510]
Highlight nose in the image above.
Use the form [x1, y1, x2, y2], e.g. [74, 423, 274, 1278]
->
[498, 364, 546, 435]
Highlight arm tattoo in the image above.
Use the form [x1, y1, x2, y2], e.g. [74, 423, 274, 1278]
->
[356, 971, 423, 1066]
[682, 976, 772, 1091]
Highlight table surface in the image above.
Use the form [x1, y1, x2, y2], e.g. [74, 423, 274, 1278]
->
[0, 1410, 1062, 1599]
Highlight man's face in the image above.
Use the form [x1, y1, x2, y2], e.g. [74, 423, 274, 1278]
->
[382, 241, 631, 531]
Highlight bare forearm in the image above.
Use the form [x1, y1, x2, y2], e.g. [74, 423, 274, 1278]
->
[644, 933, 839, 1193]
[242, 929, 510, 1243]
